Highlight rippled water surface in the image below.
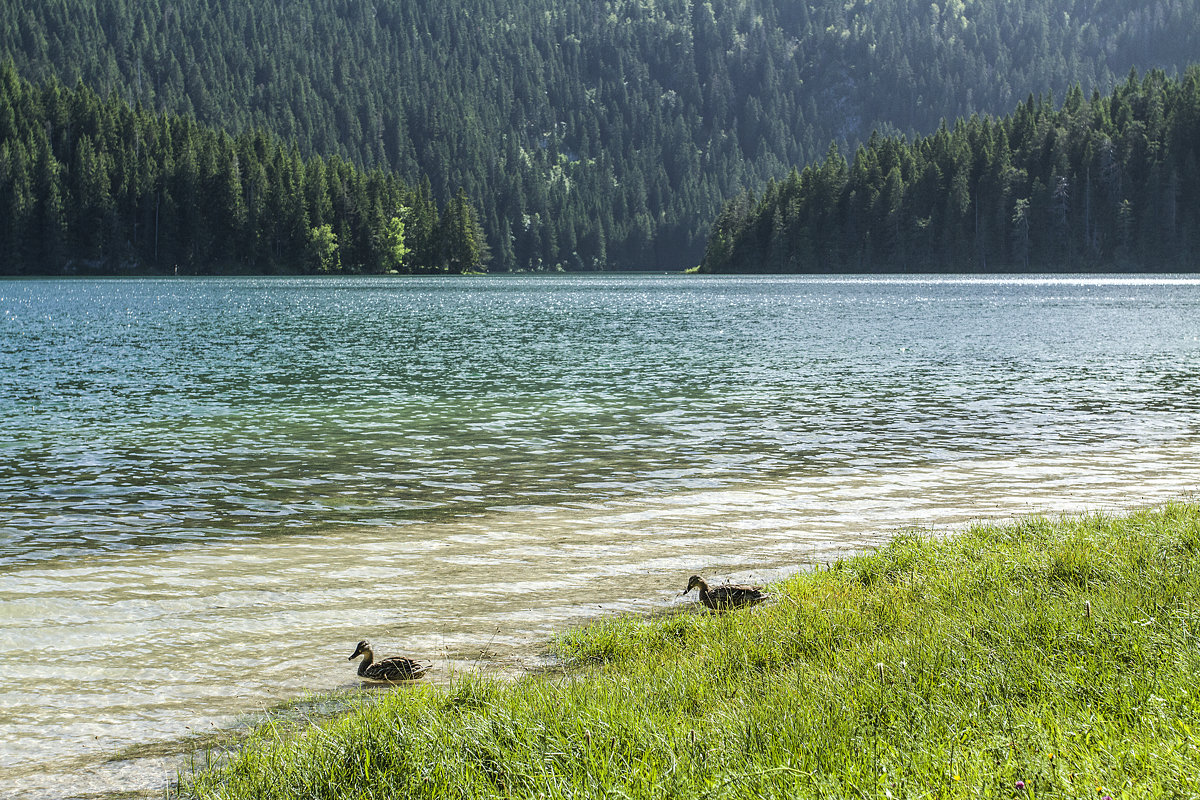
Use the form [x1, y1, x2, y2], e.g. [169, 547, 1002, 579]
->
[2, 274, 1200, 798]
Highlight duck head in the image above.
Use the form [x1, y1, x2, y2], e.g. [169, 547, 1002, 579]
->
[349, 640, 372, 660]
[682, 575, 707, 595]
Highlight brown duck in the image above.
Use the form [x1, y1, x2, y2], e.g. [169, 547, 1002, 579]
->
[348, 640, 430, 681]
[682, 575, 768, 610]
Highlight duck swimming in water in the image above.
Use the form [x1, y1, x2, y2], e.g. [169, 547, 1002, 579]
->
[348, 640, 430, 681]
[681, 575, 769, 610]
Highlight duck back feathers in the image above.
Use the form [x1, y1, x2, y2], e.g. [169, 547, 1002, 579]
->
[682, 575, 768, 610]
[349, 640, 430, 681]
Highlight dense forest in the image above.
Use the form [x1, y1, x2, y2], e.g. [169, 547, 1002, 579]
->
[0, 64, 489, 275]
[698, 67, 1200, 273]
[1, 0, 1197, 272]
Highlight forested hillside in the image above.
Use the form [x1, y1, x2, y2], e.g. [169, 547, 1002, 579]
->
[699, 68, 1200, 273]
[0, 64, 489, 275]
[2, 0, 1198, 271]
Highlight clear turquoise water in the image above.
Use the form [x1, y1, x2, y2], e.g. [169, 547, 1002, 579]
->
[4, 275, 1198, 563]
[2, 274, 1200, 798]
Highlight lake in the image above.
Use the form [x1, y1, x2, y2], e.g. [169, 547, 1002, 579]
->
[2, 274, 1199, 798]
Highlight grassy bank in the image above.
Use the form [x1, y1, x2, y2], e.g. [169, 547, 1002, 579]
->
[180, 503, 1200, 799]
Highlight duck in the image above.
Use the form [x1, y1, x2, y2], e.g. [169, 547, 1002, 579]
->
[681, 574, 768, 610]
[348, 640, 430, 681]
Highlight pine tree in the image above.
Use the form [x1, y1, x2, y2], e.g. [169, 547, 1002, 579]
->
[441, 188, 490, 273]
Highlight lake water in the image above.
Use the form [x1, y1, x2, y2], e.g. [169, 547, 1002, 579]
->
[2, 274, 1200, 798]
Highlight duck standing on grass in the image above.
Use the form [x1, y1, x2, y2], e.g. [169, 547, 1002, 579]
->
[682, 574, 769, 610]
[348, 640, 430, 681]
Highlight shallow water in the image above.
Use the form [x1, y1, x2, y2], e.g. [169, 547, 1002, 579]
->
[1, 274, 1199, 798]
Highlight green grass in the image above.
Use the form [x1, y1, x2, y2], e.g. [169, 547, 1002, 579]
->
[179, 503, 1200, 799]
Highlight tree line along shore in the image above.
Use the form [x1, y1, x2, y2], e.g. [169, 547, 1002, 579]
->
[3, 63, 1199, 276]
[0, 63, 489, 276]
[699, 67, 1200, 273]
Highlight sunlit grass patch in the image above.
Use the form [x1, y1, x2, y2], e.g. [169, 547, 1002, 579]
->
[180, 502, 1200, 799]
